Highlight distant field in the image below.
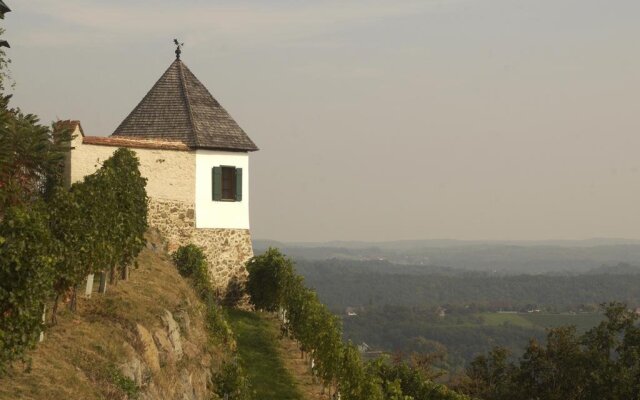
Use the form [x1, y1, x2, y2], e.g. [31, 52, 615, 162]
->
[479, 313, 537, 328]
[522, 313, 604, 333]
[478, 312, 603, 333]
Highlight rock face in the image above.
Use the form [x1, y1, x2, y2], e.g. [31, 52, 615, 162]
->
[135, 323, 161, 372]
[119, 345, 148, 387]
[120, 309, 211, 400]
[161, 309, 183, 361]
[147, 198, 253, 296]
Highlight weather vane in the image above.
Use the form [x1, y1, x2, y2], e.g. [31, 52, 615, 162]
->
[174, 38, 184, 60]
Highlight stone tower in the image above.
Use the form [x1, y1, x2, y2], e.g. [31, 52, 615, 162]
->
[64, 53, 259, 295]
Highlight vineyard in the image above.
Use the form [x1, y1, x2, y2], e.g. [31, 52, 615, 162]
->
[245, 248, 470, 400]
[0, 105, 149, 372]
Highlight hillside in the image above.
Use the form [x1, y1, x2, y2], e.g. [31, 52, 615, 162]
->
[254, 240, 640, 274]
[295, 259, 640, 310]
[0, 231, 227, 399]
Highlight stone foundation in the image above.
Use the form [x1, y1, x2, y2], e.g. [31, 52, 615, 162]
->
[147, 198, 253, 296]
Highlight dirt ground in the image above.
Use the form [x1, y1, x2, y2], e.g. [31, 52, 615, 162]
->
[270, 315, 333, 400]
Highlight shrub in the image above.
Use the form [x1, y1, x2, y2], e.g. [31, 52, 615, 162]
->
[0, 205, 55, 372]
[213, 359, 252, 400]
[245, 247, 294, 312]
[171, 244, 210, 298]
[172, 244, 207, 278]
[205, 298, 234, 346]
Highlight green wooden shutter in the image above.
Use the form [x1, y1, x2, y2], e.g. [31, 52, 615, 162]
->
[235, 168, 243, 201]
[212, 167, 222, 201]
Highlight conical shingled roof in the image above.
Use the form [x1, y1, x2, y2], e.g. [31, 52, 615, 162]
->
[112, 59, 258, 152]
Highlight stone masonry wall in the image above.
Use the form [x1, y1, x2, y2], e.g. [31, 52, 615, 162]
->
[148, 198, 253, 296]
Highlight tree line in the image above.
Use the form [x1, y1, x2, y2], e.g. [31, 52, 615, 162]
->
[296, 258, 640, 311]
[0, 105, 148, 372]
[245, 248, 470, 400]
[457, 302, 640, 400]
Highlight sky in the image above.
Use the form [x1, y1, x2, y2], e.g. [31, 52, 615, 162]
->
[4, 0, 640, 242]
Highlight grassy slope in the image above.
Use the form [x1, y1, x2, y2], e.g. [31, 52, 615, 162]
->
[0, 232, 326, 400]
[227, 310, 306, 400]
[0, 232, 215, 400]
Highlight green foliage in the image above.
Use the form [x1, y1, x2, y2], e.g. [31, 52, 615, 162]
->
[170, 245, 230, 340]
[205, 298, 234, 345]
[0, 15, 147, 373]
[100, 148, 148, 275]
[172, 244, 207, 278]
[0, 110, 71, 210]
[47, 148, 148, 315]
[0, 205, 55, 373]
[461, 302, 640, 400]
[245, 247, 294, 312]
[172, 244, 211, 298]
[339, 343, 384, 400]
[340, 305, 602, 371]
[370, 358, 470, 400]
[213, 360, 252, 400]
[0, 147, 148, 371]
[245, 248, 470, 400]
[48, 187, 89, 302]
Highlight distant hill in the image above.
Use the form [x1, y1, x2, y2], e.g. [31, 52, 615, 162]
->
[586, 262, 640, 275]
[294, 258, 640, 311]
[253, 239, 640, 274]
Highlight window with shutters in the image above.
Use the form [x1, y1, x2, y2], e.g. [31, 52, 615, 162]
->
[221, 167, 235, 200]
[212, 166, 243, 202]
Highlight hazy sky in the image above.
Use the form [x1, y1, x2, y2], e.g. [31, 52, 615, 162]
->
[5, 0, 640, 242]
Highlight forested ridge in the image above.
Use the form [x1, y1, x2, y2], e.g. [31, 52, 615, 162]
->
[294, 257, 640, 375]
[296, 258, 640, 311]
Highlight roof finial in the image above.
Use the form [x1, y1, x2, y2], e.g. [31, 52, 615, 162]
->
[174, 38, 184, 60]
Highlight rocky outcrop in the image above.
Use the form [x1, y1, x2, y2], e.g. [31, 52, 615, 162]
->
[160, 309, 183, 361]
[135, 324, 161, 372]
[119, 308, 212, 400]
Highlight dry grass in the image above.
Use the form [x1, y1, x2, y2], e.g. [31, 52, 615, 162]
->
[0, 230, 214, 400]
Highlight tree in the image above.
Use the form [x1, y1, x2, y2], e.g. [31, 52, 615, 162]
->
[339, 343, 383, 400]
[461, 303, 640, 400]
[245, 247, 294, 311]
[0, 109, 71, 211]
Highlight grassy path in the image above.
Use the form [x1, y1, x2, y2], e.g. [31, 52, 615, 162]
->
[227, 309, 306, 400]
[276, 325, 330, 400]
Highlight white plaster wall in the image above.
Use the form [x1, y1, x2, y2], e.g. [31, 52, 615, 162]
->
[69, 129, 196, 203]
[195, 150, 250, 229]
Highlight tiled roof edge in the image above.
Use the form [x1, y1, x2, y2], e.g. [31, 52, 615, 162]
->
[83, 136, 190, 151]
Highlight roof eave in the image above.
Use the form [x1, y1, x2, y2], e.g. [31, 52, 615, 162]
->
[191, 144, 259, 152]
